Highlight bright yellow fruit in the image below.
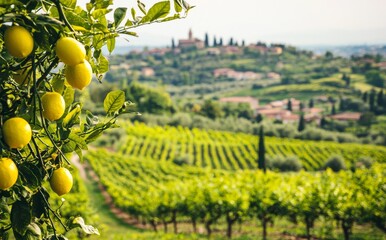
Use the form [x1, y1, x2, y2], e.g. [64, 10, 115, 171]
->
[2, 117, 32, 149]
[50, 167, 73, 196]
[41, 92, 65, 121]
[65, 59, 92, 90]
[55, 37, 86, 66]
[0, 158, 18, 190]
[4, 26, 34, 58]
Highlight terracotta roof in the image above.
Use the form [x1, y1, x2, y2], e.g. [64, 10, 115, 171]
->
[330, 112, 361, 121]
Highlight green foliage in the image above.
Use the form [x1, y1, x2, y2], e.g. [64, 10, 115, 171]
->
[0, 0, 190, 238]
[324, 155, 346, 172]
[85, 149, 386, 239]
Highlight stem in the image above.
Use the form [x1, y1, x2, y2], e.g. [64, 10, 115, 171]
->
[31, 137, 48, 175]
[39, 189, 68, 231]
[53, 0, 75, 33]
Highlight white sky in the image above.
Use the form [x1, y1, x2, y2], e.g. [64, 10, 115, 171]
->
[80, 0, 386, 46]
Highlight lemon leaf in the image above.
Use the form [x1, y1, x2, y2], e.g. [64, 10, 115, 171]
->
[104, 90, 125, 114]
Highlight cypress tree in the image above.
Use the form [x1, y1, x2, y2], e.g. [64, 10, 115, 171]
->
[377, 90, 383, 107]
[369, 89, 376, 112]
[339, 97, 344, 111]
[219, 37, 223, 46]
[171, 38, 175, 49]
[204, 33, 209, 47]
[258, 125, 266, 173]
[213, 36, 217, 47]
[298, 113, 305, 132]
[228, 37, 234, 46]
[362, 91, 368, 103]
[331, 103, 336, 115]
[287, 99, 292, 111]
[320, 116, 327, 128]
[308, 99, 314, 108]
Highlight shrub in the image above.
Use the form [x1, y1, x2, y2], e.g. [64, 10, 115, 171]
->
[266, 156, 302, 172]
[173, 154, 193, 166]
[324, 155, 346, 172]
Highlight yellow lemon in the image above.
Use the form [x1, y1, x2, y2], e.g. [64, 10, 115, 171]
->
[4, 26, 34, 58]
[55, 37, 86, 66]
[41, 92, 65, 121]
[0, 158, 18, 190]
[50, 167, 73, 196]
[65, 59, 92, 90]
[2, 117, 32, 149]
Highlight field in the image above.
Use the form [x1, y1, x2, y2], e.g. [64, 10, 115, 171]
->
[115, 122, 386, 171]
[84, 148, 386, 239]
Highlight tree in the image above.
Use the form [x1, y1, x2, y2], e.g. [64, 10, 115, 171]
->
[204, 33, 209, 47]
[331, 103, 336, 115]
[320, 116, 327, 128]
[377, 90, 384, 108]
[258, 125, 266, 173]
[308, 99, 314, 108]
[342, 73, 351, 87]
[339, 97, 345, 111]
[256, 113, 263, 123]
[242, 40, 245, 46]
[0, 0, 191, 238]
[200, 100, 222, 119]
[228, 37, 234, 46]
[362, 91, 368, 103]
[213, 36, 217, 47]
[298, 113, 305, 132]
[287, 99, 292, 111]
[369, 89, 376, 112]
[171, 38, 176, 49]
[365, 70, 385, 88]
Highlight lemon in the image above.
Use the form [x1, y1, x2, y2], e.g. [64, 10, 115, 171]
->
[4, 26, 34, 58]
[41, 92, 65, 121]
[0, 158, 18, 190]
[2, 117, 32, 149]
[50, 167, 73, 196]
[55, 37, 86, 66]
[65, 59, 92, 90]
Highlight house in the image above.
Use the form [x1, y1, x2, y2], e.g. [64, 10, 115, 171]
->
[267, 72, 280, 80]
[256, 108, 299, 123]
[206, 48, 221, 55]
[219, 96, 259, 110]
[377, 61, 386, 70]
[270, 46, 283, 55]
[213, 68, 235, 78]
[178, 29, 205, 49]
[330, 112, 361, 121]
[247, 44, 268, 54]
[141, 67, 155, 77]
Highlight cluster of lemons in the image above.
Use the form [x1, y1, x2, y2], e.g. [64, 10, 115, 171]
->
[0, 25, 93, 196]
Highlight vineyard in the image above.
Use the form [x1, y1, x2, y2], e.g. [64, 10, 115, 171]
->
[115, 122, 386, 171]
[85, 149, 386, 239]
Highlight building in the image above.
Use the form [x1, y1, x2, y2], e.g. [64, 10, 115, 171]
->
[219, 97, 259, 110]
[178, 29, 205, 49]
[213, 68, 262, 81]
[330, 112, 361, 121]
[141, 67, 155, 77]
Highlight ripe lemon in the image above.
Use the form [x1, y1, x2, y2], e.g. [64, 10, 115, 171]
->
[41, 92, 65, 121]
[55, 37, 86, 66]
[65, 59, 92, 90]
[4, 26, 34, 58]
[2, 117, 32, 149]
[0, 158, 18, 190]
[50, 167, 73, 196]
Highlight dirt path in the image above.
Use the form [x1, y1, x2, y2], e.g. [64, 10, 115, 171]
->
[71, 153, 147, 229]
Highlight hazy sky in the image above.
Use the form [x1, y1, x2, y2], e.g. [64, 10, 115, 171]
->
[82, 0, 386, 46]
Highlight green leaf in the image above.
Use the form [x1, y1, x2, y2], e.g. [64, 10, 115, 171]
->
[71, 217, 100, 235]
[11, 200, 32, 235]
[63, 87, 75, 111]
[62, 105, 81, 128]
[60, 0, 76, 9]
[131, 7, 136, 20]
[174, 0, 182, 12]
[103, 90, 125, 114]
[91, 8, 110, 19]
[125, 19, 133, 27]
[107, 37, 115, 54]
[114, 7, 127, 27]
[137, 0, 146, 14]
[98, 55, 109, 73]
[51, 76, 65, 94]
[26, 223, 41, 237]
[140, 1, 170, 24]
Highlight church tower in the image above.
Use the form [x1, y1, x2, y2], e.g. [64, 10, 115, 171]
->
[188, 28, 193, 40]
